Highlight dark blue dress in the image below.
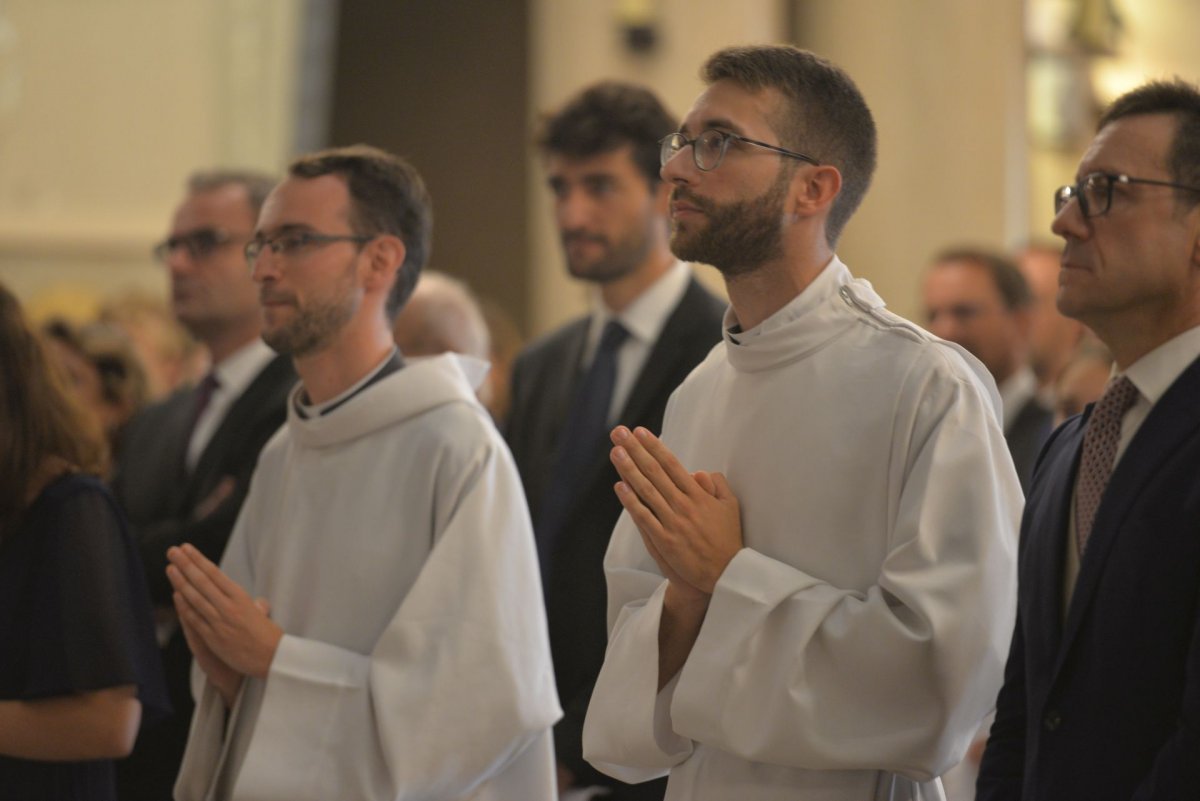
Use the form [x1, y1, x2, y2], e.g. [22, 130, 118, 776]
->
[0, 473, 169, 800]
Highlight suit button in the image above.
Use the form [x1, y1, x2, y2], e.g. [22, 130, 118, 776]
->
[1043, 710, 1062, 731]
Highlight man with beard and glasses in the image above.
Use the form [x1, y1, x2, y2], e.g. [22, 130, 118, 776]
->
[506, 81, 724, 801]
[165, 145, 561, 801]
[582, 45, 1020, 801]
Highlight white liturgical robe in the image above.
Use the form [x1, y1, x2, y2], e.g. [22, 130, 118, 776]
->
[175, 354, 561, 801]
[583, 258, 1021, 801]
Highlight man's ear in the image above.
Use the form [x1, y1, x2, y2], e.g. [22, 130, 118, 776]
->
[363, 235, 407, 292]
[790, 165, 841, 216]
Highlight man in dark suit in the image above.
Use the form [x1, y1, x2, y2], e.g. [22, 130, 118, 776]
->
[977, 79, 1200, 800]
[923, 247, 1053, 492]
[113, 170, 295, 800]
[506, 82, 725, 800]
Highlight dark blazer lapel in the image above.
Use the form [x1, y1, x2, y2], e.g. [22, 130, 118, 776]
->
[1023, 417, 1084, 686]
[182, 355, 295, 510]
[619, 279, 720, 427]
[568, 279, 721, 503]
[1057, 354, 1200, 668]
[514, 320, 590, 513]
[546, 321, 590, 440]
[163, 389, 203, 510]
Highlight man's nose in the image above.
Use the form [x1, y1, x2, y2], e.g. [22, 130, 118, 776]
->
[1051, 195, 1089, 241]
[661, 144, 698, 185]
[557, 189, 593, 230]
[165, 244, 194, 276]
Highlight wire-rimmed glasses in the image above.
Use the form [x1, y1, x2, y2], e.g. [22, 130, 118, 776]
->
[659, 129, 819, 172]
[244, 230, 375, 266]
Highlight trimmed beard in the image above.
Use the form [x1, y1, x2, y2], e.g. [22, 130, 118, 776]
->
[261, 266, 357, 358]
[562, 216, 657, 285]
[670, 167, 791, 277]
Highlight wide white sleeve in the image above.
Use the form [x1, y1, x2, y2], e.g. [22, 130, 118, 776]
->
[582, 391, 695, 783]
[587, 365, 1020, 782]
[232, 442, 562, 801]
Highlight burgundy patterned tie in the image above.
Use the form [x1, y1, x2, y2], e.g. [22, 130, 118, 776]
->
[186, 372, 220, 439]
[1075, 375, 1138, 554]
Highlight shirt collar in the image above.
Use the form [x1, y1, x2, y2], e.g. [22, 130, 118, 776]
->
[587, 260, 692, 349]
[998, 365, 1038, 430]
[211, 339, 276, 400]
[1122, 324, 1200, 407]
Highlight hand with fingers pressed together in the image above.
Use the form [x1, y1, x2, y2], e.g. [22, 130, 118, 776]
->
[610, 425, 743, 594]
[610, 425, 742, 688]
[165, 543, 281, 707]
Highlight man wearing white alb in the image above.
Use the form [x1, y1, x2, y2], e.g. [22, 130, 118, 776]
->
[166, 145, 560, 800]
[582, 45, 1020, 800]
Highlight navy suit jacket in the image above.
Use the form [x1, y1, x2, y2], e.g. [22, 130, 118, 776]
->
[978, 354, 1200, 801]
[505, 276, 725, 799]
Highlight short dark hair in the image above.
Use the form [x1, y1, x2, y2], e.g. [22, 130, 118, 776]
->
[187, 169, 278, 217]
[934, 246, 1031, 312]
[537, 81, 677, 186]
[1099, 79, 1200, 206]
[288, 145, 433, 319]
[702, 45, 877, 247]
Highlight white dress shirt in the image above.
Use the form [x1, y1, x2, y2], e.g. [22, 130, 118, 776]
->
[582, 260, 692, 425]
[186, 339, 277, 471]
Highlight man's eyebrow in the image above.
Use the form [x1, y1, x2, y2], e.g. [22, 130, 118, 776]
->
[681, 117, 743, 136]
[253, 222, 314, 237]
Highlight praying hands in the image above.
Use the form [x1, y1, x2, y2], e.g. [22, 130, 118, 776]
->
[609, 425, 743, 689]
[165, 544, 281, 707]
[609, 425, 743, 595]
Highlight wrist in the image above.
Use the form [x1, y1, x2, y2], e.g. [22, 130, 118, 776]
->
[250, 627, 283, 679]
[664, 579, 710, 614]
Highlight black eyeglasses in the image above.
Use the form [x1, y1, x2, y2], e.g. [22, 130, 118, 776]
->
[244, 230, 375, 266]
[1054, 171, 1200, 218]
[660, 129, 820, 172]
[152, 228, 248, 263]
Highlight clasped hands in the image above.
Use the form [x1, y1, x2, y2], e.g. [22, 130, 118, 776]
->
[165, 544, 282, 707]
[610, 426, 743, 602]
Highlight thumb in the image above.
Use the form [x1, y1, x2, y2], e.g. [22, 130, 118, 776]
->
[692, 470, 717, 496]
[709, 472, 736, 502]
[254, 598, 271, 616]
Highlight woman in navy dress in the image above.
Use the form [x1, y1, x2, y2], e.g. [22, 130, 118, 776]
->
[0, 284, 169, 800]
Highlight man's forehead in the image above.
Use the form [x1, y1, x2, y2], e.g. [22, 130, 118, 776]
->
[173, 184, 254, 229]
[258, 174, 350, 228]
[1079, 113, 1175, 176]
[681, 80, 776, 134]
[929, 260, 1003, 298]
[546, 146, 637, 178]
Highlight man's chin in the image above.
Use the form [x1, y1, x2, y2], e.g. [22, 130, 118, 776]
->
[566, 260, 631, 284]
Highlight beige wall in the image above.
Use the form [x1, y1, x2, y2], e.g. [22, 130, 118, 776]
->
[794, 0, 1027, 321]
[0, 0, 301, 314]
